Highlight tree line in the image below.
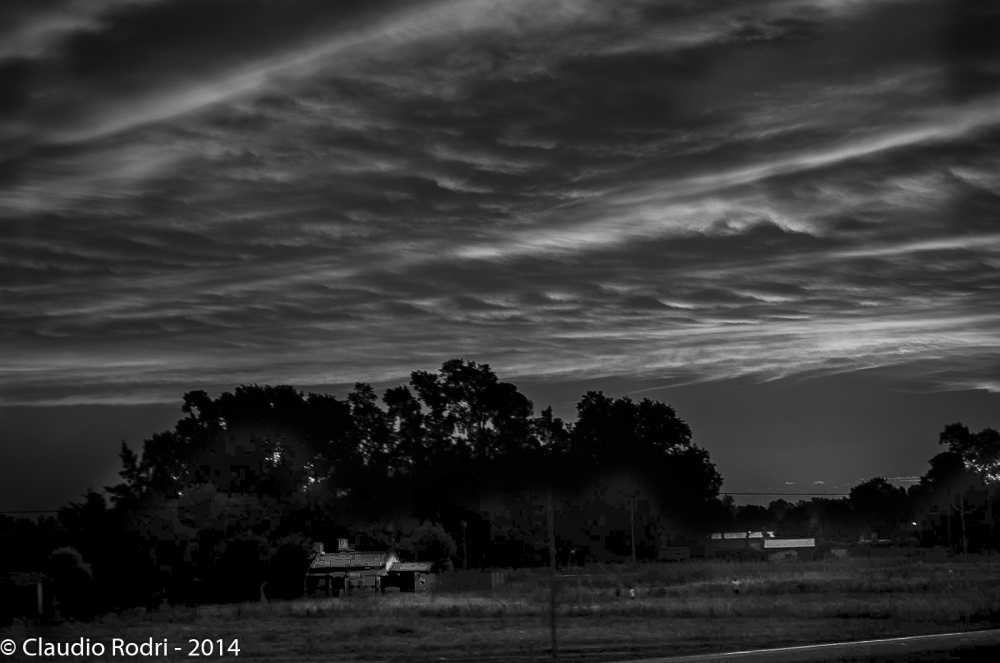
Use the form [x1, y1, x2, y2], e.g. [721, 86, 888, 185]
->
[718, 423, 1000, 553]
[1, 359, 996, 619]
[2, 359, 721, 615]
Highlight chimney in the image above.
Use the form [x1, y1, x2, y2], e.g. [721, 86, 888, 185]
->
[337, 538, 351, 552]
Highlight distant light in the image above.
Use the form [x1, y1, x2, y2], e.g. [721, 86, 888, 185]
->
[911, 521, 917, 526]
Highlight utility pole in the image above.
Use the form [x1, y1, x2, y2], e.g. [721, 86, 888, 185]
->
[461, 520, 468, 569]
[547, 483, 558, 660]
[630, 499, 636, 566]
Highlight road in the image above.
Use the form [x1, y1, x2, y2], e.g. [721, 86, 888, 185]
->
[137, 628, 1000, 662]
[620, 629, 1000, 663]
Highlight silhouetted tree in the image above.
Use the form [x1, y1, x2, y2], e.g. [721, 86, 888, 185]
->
[911, 436, 996, 552]
[95, 359, 736, 604]
[849, 477, 907, 540]
[398, 360, 539, 523]
[399, 522, 457, 570]
[565, 392, 722, 538]
[939, 423, 1000, 549]
[734, 504, 773, 533]
[267, 534, 315, 600]
[941, 423, 1000, 483]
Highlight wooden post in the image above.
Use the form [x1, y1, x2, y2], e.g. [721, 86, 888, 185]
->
[947, 496, 953, 546]
[462, 520, 468, 570]
[959, 495, 968, 553]
[630, 500, 636, 566]
[547, 483, 558, 660]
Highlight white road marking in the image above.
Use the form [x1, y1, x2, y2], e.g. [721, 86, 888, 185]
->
[623, 628, 1000, 663]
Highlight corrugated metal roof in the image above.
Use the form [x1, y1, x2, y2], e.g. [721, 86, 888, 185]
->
[764, 538, 815, 549]
[310, 551, 398, 570]
[391, 562, 433, 573]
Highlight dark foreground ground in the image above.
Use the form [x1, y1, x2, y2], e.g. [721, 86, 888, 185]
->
[3, 557, 999, 661]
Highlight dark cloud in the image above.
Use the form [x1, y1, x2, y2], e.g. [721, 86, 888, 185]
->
[947, 0, 1000, 100]
[1, 0, 998, 508]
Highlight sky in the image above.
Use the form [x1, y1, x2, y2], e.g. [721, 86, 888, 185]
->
[2, 0, 999, 513]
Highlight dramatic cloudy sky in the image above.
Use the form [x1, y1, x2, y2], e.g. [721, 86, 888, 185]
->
[2, 0, 999, 512]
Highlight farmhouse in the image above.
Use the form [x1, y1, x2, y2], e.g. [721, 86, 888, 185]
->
[307, 539, 399, 596]
[307, 538, 440, 595]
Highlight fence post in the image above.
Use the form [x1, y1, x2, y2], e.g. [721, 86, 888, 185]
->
[547, 483, 558, 660]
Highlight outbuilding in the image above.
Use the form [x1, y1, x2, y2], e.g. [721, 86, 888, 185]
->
[763, 537, 816, 561]
[382, 562, 434, 593]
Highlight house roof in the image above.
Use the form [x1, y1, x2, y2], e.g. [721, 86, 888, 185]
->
[310, 551, 398, 571]
[390, 562, 433, 573]
[764, 538, 815, 549]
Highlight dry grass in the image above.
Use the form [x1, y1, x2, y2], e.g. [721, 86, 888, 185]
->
[4, 556, 999, 661]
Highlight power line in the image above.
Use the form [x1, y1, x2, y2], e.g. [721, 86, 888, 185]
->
[723, 492, 849, 497]
[0, 510, 61, 515]
[1, 490, 854, 516]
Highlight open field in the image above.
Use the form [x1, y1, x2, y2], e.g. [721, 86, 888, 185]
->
[4, 556, 1000, 661]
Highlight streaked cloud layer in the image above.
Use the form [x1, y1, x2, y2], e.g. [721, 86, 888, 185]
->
[2, 0, 1000, 406]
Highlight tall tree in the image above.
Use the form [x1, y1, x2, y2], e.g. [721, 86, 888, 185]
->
[909, 451, 971, 549]
[402, 359, 538, 521]
[849, 477, 907, 540]
[564, 392, 722, 540]
[940, 423, 1000, 482]
[937, 423, 1000, 550]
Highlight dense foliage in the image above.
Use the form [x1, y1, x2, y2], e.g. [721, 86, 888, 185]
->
[1, 359, 996, 617]
[1, 360, 723, 610]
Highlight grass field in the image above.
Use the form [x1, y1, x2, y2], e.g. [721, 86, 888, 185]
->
[4, 556, 1000, 661]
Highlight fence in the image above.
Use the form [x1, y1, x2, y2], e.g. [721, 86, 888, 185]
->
[434, 568, 511, 593]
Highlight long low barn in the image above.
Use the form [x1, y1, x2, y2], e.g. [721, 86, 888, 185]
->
[696, 534, 816, 560]
[763, 538, 815, 549]
[763, 537, 816, 561]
